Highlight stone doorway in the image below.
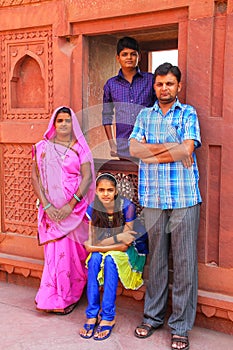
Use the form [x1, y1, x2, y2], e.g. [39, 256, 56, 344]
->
[82, 24, 180, 160]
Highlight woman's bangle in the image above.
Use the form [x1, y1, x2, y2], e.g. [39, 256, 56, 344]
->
[113, 235, 119, 244]
[73, 194, 81, 202]
[43, 203, 51, 211]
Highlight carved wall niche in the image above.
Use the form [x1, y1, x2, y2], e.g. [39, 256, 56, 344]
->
[0, 27, 53, 120]
[10, 53, 45, 109]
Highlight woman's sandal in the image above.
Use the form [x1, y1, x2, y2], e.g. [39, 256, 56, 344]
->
[53, 303, 78, 315]
[134, 322, 156, 339]
[79, 319, 98, 339]
[93, 323, 115, 341]
[171, 335, 189, 350]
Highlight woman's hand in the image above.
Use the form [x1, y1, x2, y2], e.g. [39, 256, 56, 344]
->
[118, 231, 137, 246]
[44, 205, 59, 221]
[55, 203, 73, 221]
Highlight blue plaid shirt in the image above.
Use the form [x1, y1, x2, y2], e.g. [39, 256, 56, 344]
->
[129, 99, 202, 209]
[102, 68, 155, 157]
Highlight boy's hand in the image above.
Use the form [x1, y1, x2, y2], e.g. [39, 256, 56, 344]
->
[110, 143, 118, 157]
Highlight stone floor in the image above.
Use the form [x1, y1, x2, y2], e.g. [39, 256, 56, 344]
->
[1, 281, 233, 350]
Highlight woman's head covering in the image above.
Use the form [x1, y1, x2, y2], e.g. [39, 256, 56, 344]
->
[43, 106, 95, 204]
[44, 106, 85, 142]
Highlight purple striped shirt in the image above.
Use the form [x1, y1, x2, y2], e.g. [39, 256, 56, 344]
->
[102, 68, 156, 158]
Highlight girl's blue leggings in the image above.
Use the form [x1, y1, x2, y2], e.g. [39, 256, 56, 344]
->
[86, 252, 119, 321]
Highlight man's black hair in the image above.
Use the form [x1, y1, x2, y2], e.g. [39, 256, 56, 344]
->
[154, 62, 181, 83]
[117, 36, 140, 55]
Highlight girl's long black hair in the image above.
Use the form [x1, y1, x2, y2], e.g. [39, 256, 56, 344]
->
[91, 173, 124, 243]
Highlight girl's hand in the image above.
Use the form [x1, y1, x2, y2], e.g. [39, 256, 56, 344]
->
[118, 231, 137, 245]
[84, 240, 92, 251]
[120, 244, 129, 252]
[55, 203, 73, 221]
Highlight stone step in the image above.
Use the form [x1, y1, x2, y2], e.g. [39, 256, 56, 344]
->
[0, 252, 43, 279]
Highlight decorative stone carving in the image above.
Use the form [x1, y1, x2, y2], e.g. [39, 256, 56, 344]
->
[3, 144, 37, 235]
[201, 305, 217, 318]
[0, 27, 53, 119]
[0, 1, 45, 7]
[215, 0, 227, 14]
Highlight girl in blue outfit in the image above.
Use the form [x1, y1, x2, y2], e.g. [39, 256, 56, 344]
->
[79, 172, 148, 341]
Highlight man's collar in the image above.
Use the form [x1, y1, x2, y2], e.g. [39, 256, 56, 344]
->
[118, 66, 142, 79]
[153, 98, 181, 111]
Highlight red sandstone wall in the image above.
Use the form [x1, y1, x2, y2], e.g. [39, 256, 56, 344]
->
[0, 0, 233, 333]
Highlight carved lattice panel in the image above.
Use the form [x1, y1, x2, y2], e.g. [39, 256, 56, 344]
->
[3, 144, 37, 235]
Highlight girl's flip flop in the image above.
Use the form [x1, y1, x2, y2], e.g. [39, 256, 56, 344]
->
[80, 320, 98, 339]
[93, 324, 115, 341]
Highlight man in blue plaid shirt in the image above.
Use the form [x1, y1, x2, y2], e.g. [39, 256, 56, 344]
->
[129, 62, 202, 350]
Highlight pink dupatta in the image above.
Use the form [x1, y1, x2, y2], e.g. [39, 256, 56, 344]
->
[34, 106, 95, 245]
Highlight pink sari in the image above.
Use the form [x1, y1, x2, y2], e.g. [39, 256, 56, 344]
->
[34, 107, 95, 314]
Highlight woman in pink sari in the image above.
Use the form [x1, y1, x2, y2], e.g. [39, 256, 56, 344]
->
[32, 106, 95, 314]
